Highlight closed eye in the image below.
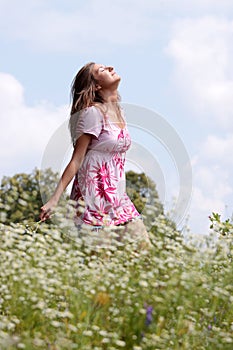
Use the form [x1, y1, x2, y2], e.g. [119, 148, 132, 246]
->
[99, 66, 106, 72]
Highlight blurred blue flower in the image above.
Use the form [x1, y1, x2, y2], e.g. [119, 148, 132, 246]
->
[145, 305, 153, 327]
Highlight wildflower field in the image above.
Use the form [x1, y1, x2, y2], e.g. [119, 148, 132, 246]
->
[0, 213, 233, 350]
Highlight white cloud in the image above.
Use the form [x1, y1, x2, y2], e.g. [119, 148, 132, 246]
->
[165, 15, 233, 233]
[166, 16, 233, 129]
[202, 134, 233, 164]
[194, 163, 232, 198]
[0, 72, 68, 178]
[188, 187, 226, 234]
[190, 126, 233, 230]
[0, 0, 155, 53]
[187, 160, 233, 234]
[186, 134, 233, 234]
[185, 128, 233, 234]
[2, 0, 233, 54]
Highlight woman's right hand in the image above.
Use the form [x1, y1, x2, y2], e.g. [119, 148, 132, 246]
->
[39, 134, 91, 223]
[40, 197, 58, 222]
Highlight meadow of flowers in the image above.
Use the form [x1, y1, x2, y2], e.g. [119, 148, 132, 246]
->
[0, 211, 233, 350]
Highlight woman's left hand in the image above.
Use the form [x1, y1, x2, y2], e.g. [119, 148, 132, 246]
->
[40, 197, 58, 222]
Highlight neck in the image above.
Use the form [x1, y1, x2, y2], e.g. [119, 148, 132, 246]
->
[100, 89, 118, 103]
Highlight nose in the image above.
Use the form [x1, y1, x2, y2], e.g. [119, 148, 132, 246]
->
[107, 66, 114, 72]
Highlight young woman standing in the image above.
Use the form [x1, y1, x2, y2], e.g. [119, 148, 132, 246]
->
[40, 62, 150, 247]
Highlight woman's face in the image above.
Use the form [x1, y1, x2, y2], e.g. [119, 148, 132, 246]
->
[92, 63, 121, 89]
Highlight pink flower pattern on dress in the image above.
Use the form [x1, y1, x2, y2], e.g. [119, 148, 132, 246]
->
[113, 153, 125, 178]
[94, 161, 118, 187]
[70, 106, 140, 227]
[96, 183, 117, 202]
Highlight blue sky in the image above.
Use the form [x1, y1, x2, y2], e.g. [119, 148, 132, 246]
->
[1, 0, 233, 234]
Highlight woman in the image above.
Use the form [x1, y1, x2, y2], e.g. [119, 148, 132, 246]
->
[40, 62, 150, 247]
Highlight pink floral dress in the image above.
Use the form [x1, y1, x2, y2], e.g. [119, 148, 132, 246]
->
[70, 106, 140, 227]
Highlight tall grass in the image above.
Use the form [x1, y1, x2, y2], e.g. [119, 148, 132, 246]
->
[0, 213, 232, 349]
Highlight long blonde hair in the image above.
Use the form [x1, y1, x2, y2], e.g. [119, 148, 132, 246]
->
[69, 62, 121, 145]
[70, 62, 104, 115]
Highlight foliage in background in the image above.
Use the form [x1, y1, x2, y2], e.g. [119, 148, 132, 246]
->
[125, 170, 163, 215]
[0, 168, 174, 230]
[0, 168, 62, 225]
[209, 212, 233, 236]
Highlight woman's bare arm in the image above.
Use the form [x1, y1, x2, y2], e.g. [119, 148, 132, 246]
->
[40, 134, 92, 221]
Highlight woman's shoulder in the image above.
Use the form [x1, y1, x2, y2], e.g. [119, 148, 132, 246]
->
[82, 104, 104, 118]
[92, 103, 106, 116]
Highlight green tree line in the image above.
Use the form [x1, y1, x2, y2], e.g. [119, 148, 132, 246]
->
[0, 168, 176, 234]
